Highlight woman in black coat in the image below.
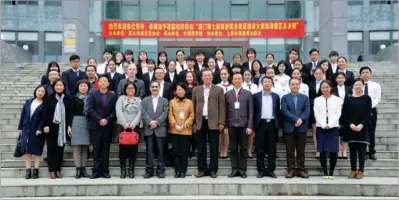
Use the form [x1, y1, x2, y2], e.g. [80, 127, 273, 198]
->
[43, 79, 70, 179]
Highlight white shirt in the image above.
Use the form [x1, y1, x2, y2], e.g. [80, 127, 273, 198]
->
[203, 84, 211, 117]
[30, 99, 42, 119]
[261, 91, 274, 120]
[198, 62, 204, 69]
[284, 83, 309, 97]
[314, 95, 342, 128]
[152, 95, 159, 113]
[242, 82, 258, 94]
[331, 63, 338, 73]
[364, 80, 381, 108]
[148, 71, 154, 81]
[217, 60, 224, 68]
[274, 74, 290, 89]
[97, 62, 107, 74]
[315, 80, 323, 93]
[110, 72, 115, 79]
[217, 82, 233, 94]
[116, 63, 124, 74]
[337, 85, 346, 103]
[248, 60, 252, 70]
[159, 81, 164, 98]
[169, 72, 175, 82]
[176, 61, 188, 74]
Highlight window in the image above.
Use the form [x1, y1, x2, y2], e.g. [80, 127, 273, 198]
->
[347, 32, 363, 61]
[44, 32, 62, 56]
[44, 1, 62, 6]
[1, 31, 16, 41]
[286, 1, 301, 19]
[16, 0, 38, 5]
[267, 4, 285, 19]
[231, 5, 248, 20]
[105, 1, 120, 19]
[231, 0, 248, 5]
[369, 32, 393, 55]
[17, 32, 39, 55]
[159, 5, 176, 20]
[348, 0, 363, 5]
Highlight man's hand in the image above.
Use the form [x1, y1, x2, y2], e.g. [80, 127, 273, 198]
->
[18, 130, 22, 135]
[324, 125, 330, 129]
[356, 124, 363, 132]
[218, 124, 224, 132]
[150, 121, 158, 129]
[295, 119, 303, 127]
[99, 119, 108, 126]
[43, 126, 50, 134]
[224, 128, 228, 135]
[36, 131, 42, 136]
[246, 128, 253, 135]
[67, 126, 72, 136]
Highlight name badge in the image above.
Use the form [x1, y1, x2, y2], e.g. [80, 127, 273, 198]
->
[179, 111, 185, 119]
[234, 102, 240, 109]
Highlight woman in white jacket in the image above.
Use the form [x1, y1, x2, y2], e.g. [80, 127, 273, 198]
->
[313, 80, 342, 180]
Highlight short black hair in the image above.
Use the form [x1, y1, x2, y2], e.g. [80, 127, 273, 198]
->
[232, 63, 243, 69]
[176, 50, 185, 55]
[329, 51, 339, 57]
[75, 79, 91, 94]
[215, 48, 224, 55]
[195, 49, 205, 56]
[103, 48, 113, 55]
[359, 66, 372, 74]
[201, 69, 213, 77]
[33, 85, 48, 99]
[233, 53, 242, 59]
[157, 51, 169, 65]
[123, 81, 137, 95]
[232, 72, 243, 78]
[186, 56, 196, 62]
[353, 78, 364, 86]
[87, 58, 97, 65]
[52, 79, 66, 95]
[266, 53, 275, 59]
[69, 55, 80, 62]
[98, 74, 110, 82]
[335, 72, 346, 79]
[261, 76, 274, 85]
[176, 82, 188, 92]
[207, 56, 216, 63]
[337, 56, 348, 63]
[246, 48, 256, 58]
[309, 48, 319, 55]
[46, 61, 60, 76]
[85, 65, 97, 72]
[124, 49, 133, 55]
[150, 80, 160, 87]
[147, 59, 156, 65]
[289, 48, 300, 56]
[289, 77, 301, 85]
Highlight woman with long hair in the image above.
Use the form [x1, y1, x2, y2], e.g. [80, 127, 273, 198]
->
[274, 60, 290, 91]
[136, 51, 149, 80]
[318, 59, 334, 84]
[157, 51, 169, 73]
[251, 60, 263, 86]
[115, 52, 125, 74]
[176, 50, 188, 74]
[18, 85, 48, 179]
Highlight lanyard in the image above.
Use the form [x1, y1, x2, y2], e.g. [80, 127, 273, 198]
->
[233, 88, 242, 101]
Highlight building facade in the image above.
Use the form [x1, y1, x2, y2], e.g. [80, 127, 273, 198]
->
[1, 0, 398, 63]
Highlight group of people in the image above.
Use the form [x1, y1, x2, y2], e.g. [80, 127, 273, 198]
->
[18, 47, 381, 181]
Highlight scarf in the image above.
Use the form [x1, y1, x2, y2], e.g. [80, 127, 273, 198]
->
[177, 96, 186, 101]
[53, 94, 66, 147]
[77, 93, 89, 115]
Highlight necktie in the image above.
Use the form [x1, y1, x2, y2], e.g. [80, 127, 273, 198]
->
[313, 62, 316, 67]
[248, 84, 251, 90]
[76, 71, 79, 77]
[104, 64, 109, 74]
[365, 83, 369, 95]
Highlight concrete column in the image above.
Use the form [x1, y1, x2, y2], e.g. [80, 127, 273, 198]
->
[363, 0, 370, 61]
[61, 0, 90, 62]
[303, 0, 315, 61]
[319, 0, 348, 58]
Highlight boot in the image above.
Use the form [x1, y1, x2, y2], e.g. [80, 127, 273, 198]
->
[80, 167, 90, 178]
[356, 171, 364, 179]
[128, 164, 135, 178]
[32, 168, 39, 179]
[120, 164, 127, 179]
[25, 168, 32, 179]
[348, 171, 357, 179]
[75, 167, 81, 179]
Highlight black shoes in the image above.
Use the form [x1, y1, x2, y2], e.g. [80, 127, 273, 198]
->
[90, 172, 101, 179]
[25, 169, 32, 179]
[157, 172, 166, 178]
[75, 167, 81, 179]
[80, 167, 90, 178]
[143, 172, 153, 179]
[240, 172, 247, 178]
[102, 173, 111, 179]
[257, 172, 265, 178]
[128, 164, 135, 178]
[120, 165, 127, 179]
[369, 154, 377, 161]
[228, 170, 240, 178]
[265, 171, 277, 178]
[32, 168, 39, 179]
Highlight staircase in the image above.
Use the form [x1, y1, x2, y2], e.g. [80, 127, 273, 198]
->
[0, 62, 398, 199]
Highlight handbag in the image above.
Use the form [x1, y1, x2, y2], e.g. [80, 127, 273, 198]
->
[14, 135, 27, 158]
[119, 128, 139, 145]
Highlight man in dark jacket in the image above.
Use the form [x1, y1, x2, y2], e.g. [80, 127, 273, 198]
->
[62, 55, 85, 96]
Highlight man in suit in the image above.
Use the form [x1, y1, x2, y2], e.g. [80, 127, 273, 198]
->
[303, 48, 320, 80]
[141, 81, 169, 178]
[106, 60, 123, 93]
[97, 48, 113, 74]
[242, 48, 256, 71]
[336, 57, 355, 87]
[62, 54, 85, 96]
[253, 76, 280, 178]
[225, 73, 253, 178]
[281, 78, 310, 179]
[179, 56, 201, 84]
[86, 75, 117, 179]
[192, 69, 226, 178]
[194, 49, 208, 71]
[142, 61, 156, 96]
[284, 48, 300, 76]
[117, 64, 145, 99]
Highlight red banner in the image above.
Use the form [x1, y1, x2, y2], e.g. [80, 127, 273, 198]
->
[102, 20, 305, 38]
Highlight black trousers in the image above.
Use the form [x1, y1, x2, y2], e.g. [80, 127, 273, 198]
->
[256, 120, 277, 173]
[349, 143, 367, 172]
[284, 131, 307, 172]
[197, 117, 219, 173]
[90, 128, 111, 174]
[171, 134, 191, 173]
[145, 134, 165, 174]
[229, 127, 248, 172]
[320, 152, 338, 176]
[190, 134, 197, 153]
[46, 129, 65, 172]
[119, 144, 138, 166]
[368, 108, 377, 155]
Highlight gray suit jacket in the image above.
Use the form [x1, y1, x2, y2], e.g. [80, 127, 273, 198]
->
[225, 88, 254, 129]
[117, 78, 145, 99]
[141, 95, 169, 137]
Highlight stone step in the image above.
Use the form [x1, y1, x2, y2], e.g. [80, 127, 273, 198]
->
[1, 177, 397, 197]
[2, 157, 397, 168]
[2, 150, 398, 161]
[1, 196, 397, 200]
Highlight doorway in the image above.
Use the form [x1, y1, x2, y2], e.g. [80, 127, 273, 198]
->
[159, 41, 249, 63]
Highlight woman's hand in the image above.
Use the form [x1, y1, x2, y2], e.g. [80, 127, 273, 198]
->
[67, 126, 72, 137]
[124, 124, 131, 130]
[18, 130, 22, 135]
[43, 126, 50, 134]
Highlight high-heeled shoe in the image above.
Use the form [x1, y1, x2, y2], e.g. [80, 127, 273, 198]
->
[25, 168, 32, 179]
